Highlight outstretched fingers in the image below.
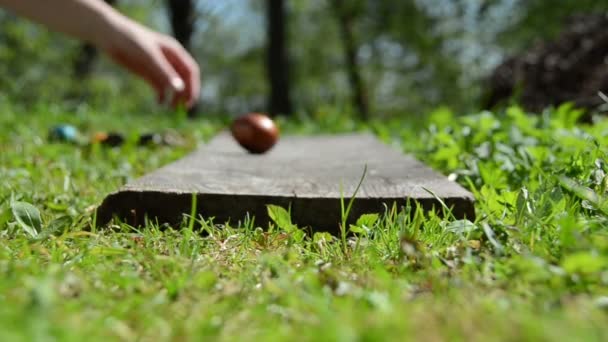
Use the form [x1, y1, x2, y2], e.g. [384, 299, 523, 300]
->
[107, 45, 184, 107]
[98, 18, 200, 110]
[161, 39, 200, 108]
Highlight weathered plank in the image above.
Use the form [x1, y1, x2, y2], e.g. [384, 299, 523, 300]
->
[97, 133, 475, 233]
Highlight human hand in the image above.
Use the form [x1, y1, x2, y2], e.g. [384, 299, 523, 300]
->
[95, 16, 200, 109]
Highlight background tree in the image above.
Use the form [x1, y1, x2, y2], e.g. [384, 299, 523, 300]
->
[2, 0, 608, 117]
[167, 0, 196, 52]
[266, 0, 293, 116]
[73, 0, 117, 79]
[329, 0, 369, 120]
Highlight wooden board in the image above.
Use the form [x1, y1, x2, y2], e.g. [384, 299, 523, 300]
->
[97, 133, 475, 233]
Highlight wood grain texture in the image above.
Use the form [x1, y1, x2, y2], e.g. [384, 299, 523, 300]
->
[97, 133, 475, 233]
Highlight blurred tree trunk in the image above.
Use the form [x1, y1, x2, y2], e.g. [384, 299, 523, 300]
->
[73, 0, 117, 78]
[167, 0, 198, 116]
[266, 0, 293, 116]
[167, 0, 195, 52]
[330, 0, 369, 120]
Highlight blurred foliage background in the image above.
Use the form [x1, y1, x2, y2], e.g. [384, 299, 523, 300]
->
[1, 0, 608, 118]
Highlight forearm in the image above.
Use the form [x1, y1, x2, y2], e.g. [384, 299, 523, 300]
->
[0, 0, 200, 108]
[0, 0, 124, 46]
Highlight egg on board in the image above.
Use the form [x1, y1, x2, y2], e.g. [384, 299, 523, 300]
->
[230, 113, 279, 154]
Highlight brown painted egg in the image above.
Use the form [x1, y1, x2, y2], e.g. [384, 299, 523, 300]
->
[230, 113, 279, 154]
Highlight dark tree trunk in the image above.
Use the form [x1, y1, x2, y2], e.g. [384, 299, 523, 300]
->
[266, 0, 293, 116]
[73, 0, 117, 78]
[330, 0, 369, 120]
[167, 0, 199, 117]
[73, 44, 98, 78]
[167, 0, 196, 52]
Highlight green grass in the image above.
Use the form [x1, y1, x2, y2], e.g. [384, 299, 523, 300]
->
[1, 97, 608, 341]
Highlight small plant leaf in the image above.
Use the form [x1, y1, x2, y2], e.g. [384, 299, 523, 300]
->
[356, 213, 379, 229]
[313, 232, 334, 244]
[562, 252, 608, 275]
[11, 201, 42, 238]
[481, 222, 503, 252]
[35, 215, 72, 241]
[444, 219, 477, 234]
[0, 206, 12, 229]
[349, 213, 379, 235]
[558, 175, 608, 215]
[267, 205, 294, 232]
[348, 225, 367, 234]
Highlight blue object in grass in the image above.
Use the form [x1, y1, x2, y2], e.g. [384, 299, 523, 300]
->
[49, 124, 79, 143]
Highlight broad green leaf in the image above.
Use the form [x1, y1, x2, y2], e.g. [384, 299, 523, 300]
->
[11, 201, 42, 238]
[267, 205, 294, 232]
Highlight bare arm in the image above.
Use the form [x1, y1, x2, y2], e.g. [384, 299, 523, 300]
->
[0, 0, 200, 109]
[0, 0, 117, 44]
